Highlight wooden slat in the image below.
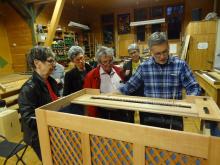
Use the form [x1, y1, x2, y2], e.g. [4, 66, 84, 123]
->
[133, 143, 145, 165]
[8, 104, 19, 110]
[4, 94, 18, 104]
[81, 133, 91, 165]
[208, 137, 220, 165]
[71, 94, 199, 118]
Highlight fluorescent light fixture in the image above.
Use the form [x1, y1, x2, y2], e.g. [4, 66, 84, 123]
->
[130, 18, 165, 27]
[68, 21, 90, 30]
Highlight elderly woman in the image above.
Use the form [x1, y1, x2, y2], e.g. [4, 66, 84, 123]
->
[63, 46, 92, 96]
[84, 46, 133, 122]
[18, 46, 59, 160]
[123, 43, 143, 82]
[123, 43, 144, 97]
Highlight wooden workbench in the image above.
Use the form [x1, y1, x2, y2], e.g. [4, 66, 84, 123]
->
[195, 71, 220, 107]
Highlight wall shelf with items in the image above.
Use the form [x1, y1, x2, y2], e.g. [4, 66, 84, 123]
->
[52, 28, 75, 67]
[35, 24, 76, 67]
[82, 32, 96, 58]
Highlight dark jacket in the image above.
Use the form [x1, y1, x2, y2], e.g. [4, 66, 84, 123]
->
[63, 63, 92, 96]
[122, 58, 144, 96]
[123, 57, 144, 81]
[18, 71, 59, 145]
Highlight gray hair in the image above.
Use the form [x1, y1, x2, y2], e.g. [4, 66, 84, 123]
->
[95, 46, 114, 63]
[128, 43, 140, 53]
[148, 32, 168, 49]
[68, 46, 84, 60]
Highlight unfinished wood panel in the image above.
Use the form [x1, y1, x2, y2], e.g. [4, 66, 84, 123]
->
[186, 21, 217, 71]
[0, 74, 29, 109]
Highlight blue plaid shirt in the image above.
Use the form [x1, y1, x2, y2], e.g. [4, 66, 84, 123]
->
[119, 56, 201, 99]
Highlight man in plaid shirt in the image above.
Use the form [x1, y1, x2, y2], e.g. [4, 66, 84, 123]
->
[119, 32, 201, 130]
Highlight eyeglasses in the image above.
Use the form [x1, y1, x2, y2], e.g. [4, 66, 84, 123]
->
[74, 56, 85, 63]
[152, 49, 169, 57]
[46, 59, 55, 64]
[100, 60, 113, 66]
[129, 50, 138, 55]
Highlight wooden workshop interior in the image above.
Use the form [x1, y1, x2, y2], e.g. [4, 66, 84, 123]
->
[0, 0, 220, 164]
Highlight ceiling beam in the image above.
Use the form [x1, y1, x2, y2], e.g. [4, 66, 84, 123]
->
[45, 0, 65, 46]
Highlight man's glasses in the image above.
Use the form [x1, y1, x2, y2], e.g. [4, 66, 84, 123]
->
[153, 49, 169, 57]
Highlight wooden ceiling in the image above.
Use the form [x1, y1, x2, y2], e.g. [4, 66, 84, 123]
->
[66, 0, 184, 10]
[26, 0, 184, 11]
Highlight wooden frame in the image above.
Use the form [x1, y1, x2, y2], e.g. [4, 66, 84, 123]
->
[195, 71, 220, 107]
[36, 89, 220, 164]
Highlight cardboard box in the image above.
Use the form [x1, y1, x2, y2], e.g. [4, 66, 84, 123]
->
[0, 110, 21, 139]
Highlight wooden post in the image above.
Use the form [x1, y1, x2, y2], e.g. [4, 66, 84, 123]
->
[133, 143, 145, 165]
[36, 109, 53, 165]
[45, 0, 65, 46]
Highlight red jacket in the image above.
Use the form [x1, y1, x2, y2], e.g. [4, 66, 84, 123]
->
[83, 65, 124, 116]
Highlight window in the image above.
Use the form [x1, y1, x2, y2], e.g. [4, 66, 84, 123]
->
[134, 8, 149, 41]
[166, 5, 184, 39]
[101, 14, 114, 45]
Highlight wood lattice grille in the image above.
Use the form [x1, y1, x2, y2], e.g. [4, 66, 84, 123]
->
[90, 135, 133, 164]
[145, 146, 207, 165]
[48, 127, 83, 165]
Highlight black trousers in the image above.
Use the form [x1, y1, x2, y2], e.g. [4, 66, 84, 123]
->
[139, 112, 183, 131]
[97, 107, 134, 123]
[31, 137, 42, 161]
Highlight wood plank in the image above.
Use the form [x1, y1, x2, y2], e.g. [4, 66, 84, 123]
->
[71, 94, 198, 117]
[8, 104, 19, 110]
[208, 137, 220, 165]
[4, 94, 19, 104]
[45, 0, 65, 46]
[36, 109, 53, 165]
[81, 133, 92, 165]
[133, 143, 145, 165]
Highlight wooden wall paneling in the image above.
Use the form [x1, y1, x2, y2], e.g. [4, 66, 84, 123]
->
[118, 34, 135, 57]
[184, 0, 214, 31]
[0, 17, 13, 75]
[186, 21, 217, 71]
[1, 4, 33, 72]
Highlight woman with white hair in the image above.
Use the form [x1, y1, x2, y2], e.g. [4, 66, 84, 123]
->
[84, 46, 133, 122]
[63, 46, 92, 96]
